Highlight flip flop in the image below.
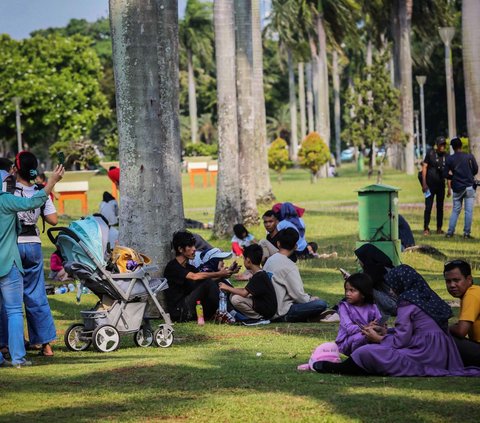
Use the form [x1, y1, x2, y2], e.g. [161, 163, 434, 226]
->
[38, 344, 54, 357]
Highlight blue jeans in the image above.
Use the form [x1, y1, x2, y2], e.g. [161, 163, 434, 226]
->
[19, 243, 56, 345]
[0, 265, 27, 364]
[447, 187, 476, 236]
[281, 299, 328, 322]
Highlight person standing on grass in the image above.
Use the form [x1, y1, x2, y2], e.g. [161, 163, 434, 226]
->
[443, 137, 478, 239]
[421, 137, 448, 236]
[13, 151, 59, 357]
[263, 228, 328, 322]
[0, 165, 64, 368]
[219, 244, 277, 323]
[444, 259, 480, 367]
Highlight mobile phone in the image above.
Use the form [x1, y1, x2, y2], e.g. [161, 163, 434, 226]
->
[57, 151, 65, 166]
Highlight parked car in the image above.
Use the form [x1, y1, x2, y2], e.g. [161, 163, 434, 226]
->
[340, 147, 355, 162]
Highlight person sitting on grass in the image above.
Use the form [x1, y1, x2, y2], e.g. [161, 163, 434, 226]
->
[312, 265, 480, 376]
[335, 273, 382, 356]
[163, 231, 237, 323]
[231, 223, 256, 257]
[219, 244, 277, 323]
[263, 228, 328, 322]
[444, 259, 480, 367]
[49, 249, 72, 282]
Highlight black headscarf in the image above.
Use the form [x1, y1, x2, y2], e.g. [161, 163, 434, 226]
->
[354, 243, 394, 290]
[384, 264, 452, 330]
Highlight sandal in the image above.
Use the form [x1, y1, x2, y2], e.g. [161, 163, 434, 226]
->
[0, 346, 10, 360]
[38, 343, 54, 357]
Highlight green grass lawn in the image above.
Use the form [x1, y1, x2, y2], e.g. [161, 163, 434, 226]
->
[2, 164, 480, 423]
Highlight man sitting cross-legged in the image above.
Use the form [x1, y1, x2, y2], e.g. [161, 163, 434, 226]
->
[219, 244, 277, 323]
[163, 231, 235, 322]
[444, 259, 480, 366]
[263, 228, 328, 322]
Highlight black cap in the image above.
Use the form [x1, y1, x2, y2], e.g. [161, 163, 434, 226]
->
[435, 136, 447, 146]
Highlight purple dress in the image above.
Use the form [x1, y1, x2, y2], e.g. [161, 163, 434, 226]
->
[336, 301, 382, 356]
[352, 302, 480, 376]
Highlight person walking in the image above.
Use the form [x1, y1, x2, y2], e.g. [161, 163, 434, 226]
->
[421, 137, 448, 235]
[443, 137, 478, 239]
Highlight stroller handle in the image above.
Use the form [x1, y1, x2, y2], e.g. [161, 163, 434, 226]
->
[47, 227, 81, 245]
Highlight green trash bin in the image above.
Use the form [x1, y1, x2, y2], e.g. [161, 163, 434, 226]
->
[356, 184, 402, 265]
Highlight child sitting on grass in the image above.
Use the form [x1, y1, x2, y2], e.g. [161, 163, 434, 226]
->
[335, 273, 382, 355]
[219, 244, 277, 323]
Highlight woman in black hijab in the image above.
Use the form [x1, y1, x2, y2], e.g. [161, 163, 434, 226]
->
[354, 243, 397, 321]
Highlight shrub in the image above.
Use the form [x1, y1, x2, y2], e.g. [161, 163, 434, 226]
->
[298, 132, 330, 183]
[268, 138, 291, 182]
[184, 142, 218, 159]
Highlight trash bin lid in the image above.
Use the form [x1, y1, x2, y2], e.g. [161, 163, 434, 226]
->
[356, 184, 400, 193]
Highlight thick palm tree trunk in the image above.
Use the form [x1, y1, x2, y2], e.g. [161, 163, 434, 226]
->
[298, 62, 307, 140]
[306, 61, 315, 133]
[391, 0, 414, 174]
[463, 0, 480, 177]
[213, 0, 243, 236]
[187, 49, 198, 143]
[332, 50, 341, 166]
[252, 0, 274, 203]
[316, 15, 331, 146]
[234, 0, 259, 225]
[109, 0, 184, 267]
[287, 49, 298, 161]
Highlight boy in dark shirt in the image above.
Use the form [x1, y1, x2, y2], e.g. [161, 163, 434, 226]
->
[164, 231, 235, 322]
[219, 244, 277, 322]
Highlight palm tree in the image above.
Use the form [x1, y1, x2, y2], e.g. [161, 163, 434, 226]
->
[235, 0, 259, 225]
[298, 61, 307, 139]
[213, 0, 243, 236]
[462, 0, 480, 173]
[252, 0, 275, 203]
[179, 0, 213, 144]
[109, 0, 184, 267]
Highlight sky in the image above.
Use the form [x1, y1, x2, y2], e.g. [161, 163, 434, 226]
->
[0, 0, 188, 40]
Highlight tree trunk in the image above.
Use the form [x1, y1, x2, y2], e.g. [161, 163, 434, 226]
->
[187, 49, 198, 144]
[391, 0, 414, 175]
[213, 0, 243, 237]
[298, 62, 307, 141]
[109, 0, 184, 269]
[315, 15, 331, 146]
[252, 0, 274, 203]
[306, 61, 315, 133]
[463, 0, 480, 186]
[287, 49, 298, 161]
[235, 0, 259, 225]
[332, 50, 341, 166]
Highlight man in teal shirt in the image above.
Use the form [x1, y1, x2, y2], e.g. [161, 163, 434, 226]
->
[0, 165, 64, 367]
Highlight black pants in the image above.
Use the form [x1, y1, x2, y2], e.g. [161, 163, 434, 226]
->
[312, 357, 370, 376]
[173, 279, 220, 322]
[452, 336, 480, 367]
[424, 187, 445, 230]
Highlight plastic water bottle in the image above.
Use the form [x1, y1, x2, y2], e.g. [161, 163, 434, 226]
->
[196, 301, 205, 326]
[219, 291, 227, 313]
[54, 286, 68, 295]
[68, 283, 75, 292]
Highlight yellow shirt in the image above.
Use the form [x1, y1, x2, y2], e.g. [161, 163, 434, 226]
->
[459, 285, 480, 342]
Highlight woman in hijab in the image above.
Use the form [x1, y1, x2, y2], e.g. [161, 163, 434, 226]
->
[354, 243, 397, 321]
[312, 265, 480, 376]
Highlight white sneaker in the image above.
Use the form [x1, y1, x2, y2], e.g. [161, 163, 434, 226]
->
[319, 312, 340, 323]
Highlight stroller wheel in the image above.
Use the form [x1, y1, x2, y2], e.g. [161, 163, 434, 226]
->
[65, 323, 92, 351]
[153, 324, 174, 348]
[133, 327, 154, 347]
[92, 325, 120, 353]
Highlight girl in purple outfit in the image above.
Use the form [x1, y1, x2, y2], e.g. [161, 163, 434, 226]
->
[313, 265, 480, 376]
[336, 273, 382, 356]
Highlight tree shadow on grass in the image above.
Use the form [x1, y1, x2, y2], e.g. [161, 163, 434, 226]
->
[2, 348, 480, 423]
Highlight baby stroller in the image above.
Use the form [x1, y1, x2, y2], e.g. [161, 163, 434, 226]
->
[47, 214, 174, 353]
